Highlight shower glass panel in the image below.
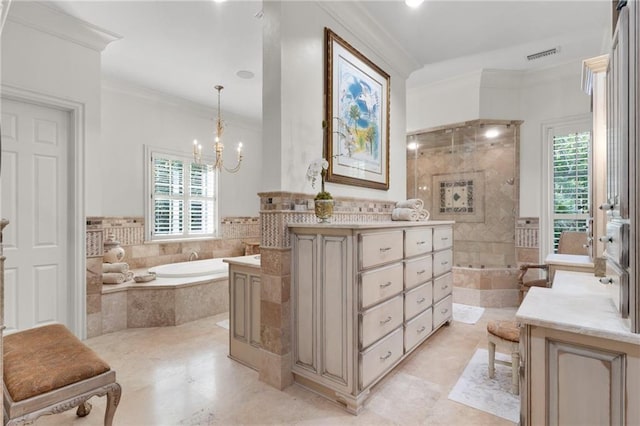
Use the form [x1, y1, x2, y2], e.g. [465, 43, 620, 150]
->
[407, 120, 521, 268]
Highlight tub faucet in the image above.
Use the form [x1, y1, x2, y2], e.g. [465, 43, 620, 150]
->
[188, 250, 199, 261]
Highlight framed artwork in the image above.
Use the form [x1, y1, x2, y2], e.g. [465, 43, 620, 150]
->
[324, 28, 390, 190]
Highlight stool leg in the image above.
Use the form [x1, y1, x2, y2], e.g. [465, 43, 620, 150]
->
[488, 340, 496, 378]
[511, 349, 520, 395]
[104, 383, 122, 426]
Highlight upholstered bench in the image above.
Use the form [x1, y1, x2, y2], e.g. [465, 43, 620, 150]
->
[487, 320, 520, 395]
[3, 324, 121, 426]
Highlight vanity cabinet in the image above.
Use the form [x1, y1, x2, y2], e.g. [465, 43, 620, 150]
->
[290, 221, 453, 413]
[226, 257, 261, 370]
[517, 271, 640, 426]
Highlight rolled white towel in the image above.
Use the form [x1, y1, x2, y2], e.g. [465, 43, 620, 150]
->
[102, 272, 126, 284]
[418, 209, 430, 221]
[395, 198, 424, 210]
[102, 262, 129, 273]
[392, 208, 419, 221]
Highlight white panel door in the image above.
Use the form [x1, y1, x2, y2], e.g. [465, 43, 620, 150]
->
[1, 98, 69, 332]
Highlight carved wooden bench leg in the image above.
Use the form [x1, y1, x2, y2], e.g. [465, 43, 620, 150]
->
[76, 401, 92, 417]
[104, 382, 122, 426]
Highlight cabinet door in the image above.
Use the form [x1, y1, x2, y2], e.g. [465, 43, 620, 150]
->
[606, 6, 629, 218]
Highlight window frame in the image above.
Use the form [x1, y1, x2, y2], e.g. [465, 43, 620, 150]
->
[541, 115, 592, 257]
[144, 145, 219, 242]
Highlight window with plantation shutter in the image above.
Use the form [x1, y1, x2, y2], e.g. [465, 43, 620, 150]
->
[147, 149, 216, 240]
[552, 131, 591, 252]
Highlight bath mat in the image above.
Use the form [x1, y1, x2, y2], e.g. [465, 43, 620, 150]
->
[216, 319, 229, 330]
[452, 303, 485, 324]
[448, 348, 520, 423]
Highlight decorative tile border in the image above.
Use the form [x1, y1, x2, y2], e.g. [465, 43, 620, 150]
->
[258, 192, 395, 249]
[516, 217, 539, 248]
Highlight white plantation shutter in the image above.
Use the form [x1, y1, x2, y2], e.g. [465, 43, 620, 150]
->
[552, 131, 590, 251]
[149, 151, 217, 240]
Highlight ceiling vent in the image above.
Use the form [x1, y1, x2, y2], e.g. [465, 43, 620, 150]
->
[526, 47, 559, 61]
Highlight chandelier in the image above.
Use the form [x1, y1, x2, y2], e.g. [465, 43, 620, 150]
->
[193, 85, 243, 173]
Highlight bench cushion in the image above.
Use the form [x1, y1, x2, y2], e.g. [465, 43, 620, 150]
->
[4, 324, 110, 402]
[487, 320, 520, 343]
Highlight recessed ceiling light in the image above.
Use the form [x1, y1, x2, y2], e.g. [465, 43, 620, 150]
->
[236, 70, 255, 80]
[405, 0, 424, 8]
[407, 142, 419, 150]
[485, 129, 499, 139]
[213, 0, 227, 3]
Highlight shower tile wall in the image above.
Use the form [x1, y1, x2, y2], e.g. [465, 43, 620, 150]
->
[407, 124, 519, 268]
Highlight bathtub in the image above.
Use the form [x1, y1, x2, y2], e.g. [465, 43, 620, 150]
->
[100, 258, 232, 335]
[149, 258, 228, 278]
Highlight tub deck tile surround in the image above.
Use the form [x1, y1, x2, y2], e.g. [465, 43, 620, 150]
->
[85, 216, 259, 337]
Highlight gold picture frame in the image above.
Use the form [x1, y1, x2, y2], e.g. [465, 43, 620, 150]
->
[324, 28, 390, 190]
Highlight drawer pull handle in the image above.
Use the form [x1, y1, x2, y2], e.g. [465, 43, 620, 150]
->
[379, 247, 392, 252]
[380, 351, 392, 361]
[416, 241, 427, 245]
[417, 326, 426, 333]
[441, 261, 449, 265]
[379, 281, 393, 288]
[417, 297, 426, 304]
[599, 235, 613, 243]
[599, 203, 614, 210]
[441, 308, 449, 314]
[599, 277, 613, 285]
[380, 316, 392, 325]
[441, 237, 449, 240]
[417, 269, 427, 275]
[441, 285, 449, 290]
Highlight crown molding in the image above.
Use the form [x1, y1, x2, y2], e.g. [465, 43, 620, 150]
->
[581, 54, 609, 94]
[7, 1, 121, 52]
[316, 1, 420, 79]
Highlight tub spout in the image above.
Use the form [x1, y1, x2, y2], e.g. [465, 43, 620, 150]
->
[188, 250, 199, 261]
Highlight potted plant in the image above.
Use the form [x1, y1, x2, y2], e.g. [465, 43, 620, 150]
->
[306, 158, 333, 222]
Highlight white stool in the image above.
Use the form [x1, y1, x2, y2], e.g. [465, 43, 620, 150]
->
[487, 320, 520, 395]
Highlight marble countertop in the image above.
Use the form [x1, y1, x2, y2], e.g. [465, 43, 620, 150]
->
[223, 254, 261, 268]
[288, 220, 454, 229]
[516, 270, 639, 345]
[545, 253, 594, 267]
[102, 268, 228, 294]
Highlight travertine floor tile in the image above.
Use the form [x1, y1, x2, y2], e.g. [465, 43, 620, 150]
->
[36, 310, 517, 425]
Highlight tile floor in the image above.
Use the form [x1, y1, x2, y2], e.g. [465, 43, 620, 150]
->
[39, 308, 518, 425]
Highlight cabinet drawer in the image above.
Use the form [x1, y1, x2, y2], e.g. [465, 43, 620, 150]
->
[433, 249, 452, 277]
[360, 295, 403, 349]
[360, 231, 404, 270]
[433, 295, 452, 327]
[360, 263, 403, 309]
[404, 281, 433, 321]
[359, 327, 403, 389]
[404, 255, 432, 290]
[433, 272, 453, 302]
[404, 308, 433, 353]
[405, 228, 433, 258]
[433, 227, 453, 251]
